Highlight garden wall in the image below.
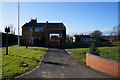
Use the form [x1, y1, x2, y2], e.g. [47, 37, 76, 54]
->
[86, 53, 120, 77]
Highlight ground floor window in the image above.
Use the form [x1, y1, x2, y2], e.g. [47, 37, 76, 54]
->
[29, 37, 33, 45]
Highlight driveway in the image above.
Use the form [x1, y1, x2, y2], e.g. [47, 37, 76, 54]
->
[18, 48, 115, 78]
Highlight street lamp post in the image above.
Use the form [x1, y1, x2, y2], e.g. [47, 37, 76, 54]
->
[18, 1, 20, 51]
[5, 27, 10, 55]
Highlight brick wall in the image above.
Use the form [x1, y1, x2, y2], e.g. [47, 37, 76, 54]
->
[22, 28, 45, 45]
[86, 53, 120, 77]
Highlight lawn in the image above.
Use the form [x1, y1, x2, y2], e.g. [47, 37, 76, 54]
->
[1, 46, 47, 80]
[66, 45, 119, 64]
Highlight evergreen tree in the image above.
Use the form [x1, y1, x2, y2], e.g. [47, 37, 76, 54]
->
[90, 41, 99, 55]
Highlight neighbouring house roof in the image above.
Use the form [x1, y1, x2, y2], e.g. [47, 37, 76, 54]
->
[74, 35, 91, 37]
[74, 35, 97, 39]
[99, 38, 110, 42]
[22, 20, 66, 30]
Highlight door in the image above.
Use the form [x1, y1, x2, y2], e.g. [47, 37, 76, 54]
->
[29, 37, 33, 45]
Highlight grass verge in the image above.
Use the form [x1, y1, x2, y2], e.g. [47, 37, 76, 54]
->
[2, 46, 47, 80]
[66, 45, 119, 64]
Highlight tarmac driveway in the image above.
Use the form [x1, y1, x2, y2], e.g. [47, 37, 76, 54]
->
[18, 48, 115, 78]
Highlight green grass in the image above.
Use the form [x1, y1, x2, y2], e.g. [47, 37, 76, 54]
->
[66, 46, 119, 64]
[66, 48, 89, 64]
[1, 46, 47, 80]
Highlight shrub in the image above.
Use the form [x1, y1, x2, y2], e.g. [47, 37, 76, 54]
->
[90, 41, 99, 55]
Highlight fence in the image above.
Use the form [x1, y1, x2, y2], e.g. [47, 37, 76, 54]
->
[2, 33, 18, 47]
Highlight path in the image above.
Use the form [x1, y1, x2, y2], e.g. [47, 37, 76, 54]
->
[0, 45, 17, 49]
[18, 48, 115, 78]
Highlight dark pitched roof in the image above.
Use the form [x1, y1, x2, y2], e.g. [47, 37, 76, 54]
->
[74, 35, 90, 37]
[22, 22, 66, 30]
[100, 38, 110, 42]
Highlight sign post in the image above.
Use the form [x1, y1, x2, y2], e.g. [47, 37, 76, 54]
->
[5, 27, 10, 55]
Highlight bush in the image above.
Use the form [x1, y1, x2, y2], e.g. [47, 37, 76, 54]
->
[90, 41, 99, 55]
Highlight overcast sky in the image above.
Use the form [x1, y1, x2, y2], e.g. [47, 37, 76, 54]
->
[1, 2, 118, 36]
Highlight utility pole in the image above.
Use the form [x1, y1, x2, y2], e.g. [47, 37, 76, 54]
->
[18, 1, 20, 51]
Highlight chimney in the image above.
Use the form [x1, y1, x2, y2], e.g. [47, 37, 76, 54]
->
[46, 21, 48, 24]
[30, 19, 37, 23]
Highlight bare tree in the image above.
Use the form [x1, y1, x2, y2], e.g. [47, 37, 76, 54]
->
[8, 24, 16, 34]
[14, 27, 16, 35]
[90, 30, 103, 42]
[66, 34, 69, 39]
[117, 25, 120, 43]
[118, 24, 120, 36]
[90, 30, 103, 38]
[112, 26, 118, 36]
[109, 31, 114, 36]
[110, 25, 120, 43]
[111, 25, 120, 36]
[117, 25, 120, 59]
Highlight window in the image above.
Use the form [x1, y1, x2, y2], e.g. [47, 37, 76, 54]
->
[35, 37, 37, 39]
[34, 37, 41, 40]
[30, 28, 32, 31]
[35, 28, 44, 32]
[29, 37, 33, 45]
[38, 37, 41, 40]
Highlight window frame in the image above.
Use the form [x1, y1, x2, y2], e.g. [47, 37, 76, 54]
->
[35, 28, 44, 32]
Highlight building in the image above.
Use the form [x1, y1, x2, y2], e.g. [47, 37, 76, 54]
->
[69, 37, 73, 42]
[22, 19, 66, 47]
[74, 34, 96, 42]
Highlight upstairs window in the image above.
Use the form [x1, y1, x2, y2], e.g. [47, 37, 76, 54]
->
[34, 37, 41, 40]
[30, 28, 33, 31]
[35, 28, 44, 32]
[29, 28, 33, 34]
